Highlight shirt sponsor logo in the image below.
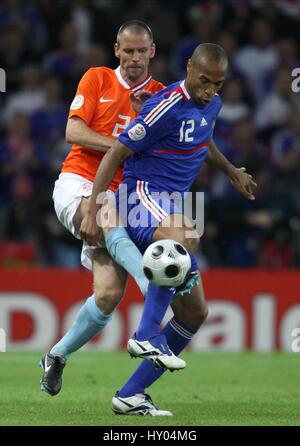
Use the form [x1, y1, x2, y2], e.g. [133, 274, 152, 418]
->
[128, 123, 146, 141]
[99, 97, 116, 103]
[70, 94, 84, 110]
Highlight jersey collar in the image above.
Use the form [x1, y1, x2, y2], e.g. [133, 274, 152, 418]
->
[114, 66, 152, 91]
[180, 80, 191, 100]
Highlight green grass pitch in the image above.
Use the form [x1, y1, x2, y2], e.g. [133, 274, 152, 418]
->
[0, 351, 299, 426]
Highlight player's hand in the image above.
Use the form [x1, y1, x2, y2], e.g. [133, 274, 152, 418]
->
[79, 213, 102, 247]
[229, 167, 257, 201]
[130, 90, 152, 113]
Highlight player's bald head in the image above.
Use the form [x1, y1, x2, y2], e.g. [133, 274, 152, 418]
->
[115, 20, 155, 85]
[191, 43, 228, 70]
[116, 20, 153, 44]
[186, 43, 227, 106]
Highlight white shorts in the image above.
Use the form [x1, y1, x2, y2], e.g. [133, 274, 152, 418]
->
[52, 172, 98, 271]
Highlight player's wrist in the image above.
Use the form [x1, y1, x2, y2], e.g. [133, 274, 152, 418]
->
[226, 163, 238, 179]
[98, 135, 114, 149]
[86, 202, 101, 218]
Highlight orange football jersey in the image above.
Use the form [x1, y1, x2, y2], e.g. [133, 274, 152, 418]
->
[61, 66, 164, 191]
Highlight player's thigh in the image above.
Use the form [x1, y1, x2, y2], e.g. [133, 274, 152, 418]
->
[99, 195, 121, 237]
[85, 193, 119, 238]
[153, 213, 200, 253]
[92, 248, 127, 314]
[76, 195, 117, 243]
[73, 196, 90, 233]
[171, 275, 208, 330]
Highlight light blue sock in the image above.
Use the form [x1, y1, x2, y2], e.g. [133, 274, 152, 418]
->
[105, 227, 149, 296]
[50, 295, 111, 359]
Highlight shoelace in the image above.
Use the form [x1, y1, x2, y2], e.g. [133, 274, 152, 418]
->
[150, 335, 172, 356]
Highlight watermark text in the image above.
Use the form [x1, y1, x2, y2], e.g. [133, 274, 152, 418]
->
[291, 328, 300, 352]
[0, 68, 6, 92]
[95, 185, 205, 239]
[0, 328, 6, 352]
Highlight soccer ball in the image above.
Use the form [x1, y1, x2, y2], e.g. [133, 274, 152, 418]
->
[142, 239, 191, 287]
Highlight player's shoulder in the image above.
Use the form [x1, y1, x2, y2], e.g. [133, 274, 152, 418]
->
[213, 92, 223, 105]
[140, 81, 184, 126]
[83, 66, 114, 78]
[79, 66, 117, 92]
[147, 78, 165, 94]
[143, 81, 184, 108]
[211, 93, 223, 113]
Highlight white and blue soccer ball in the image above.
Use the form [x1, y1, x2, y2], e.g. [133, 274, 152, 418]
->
[142, 239, 191, 287]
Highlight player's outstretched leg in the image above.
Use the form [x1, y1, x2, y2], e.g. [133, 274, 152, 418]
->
[39, 249, 126, 396]
[126, 253, 199, 371]
[39, 293, 111, 396]
[113, 279, 207, 415]
[125, 214, 200, 370]
[126, 283, 186, 371]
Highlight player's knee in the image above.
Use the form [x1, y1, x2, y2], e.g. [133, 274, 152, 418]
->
[188, 306, 208, 331]
[197, 303, 208, 326]
[179, 302, 208, 332]
[93, 285, 123, 315]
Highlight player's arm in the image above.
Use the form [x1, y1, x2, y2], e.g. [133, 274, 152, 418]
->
[66, 89, 154, 150]
[66, 116, 114, 152]
[79, 140, 132, 246]
[206, 139, 257, 201]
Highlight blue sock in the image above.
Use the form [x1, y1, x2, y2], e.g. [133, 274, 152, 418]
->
[135, 283, 175, 340]
[119, 317, 196, 397]
[105, 227, 149, 296]
[50, 295, 111, 359]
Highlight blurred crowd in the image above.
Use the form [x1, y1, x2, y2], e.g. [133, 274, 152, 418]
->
[0, 0, 300, 269]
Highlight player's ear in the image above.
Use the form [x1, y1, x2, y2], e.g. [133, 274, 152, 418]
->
[187, 58, 192, 74]
[149, 42, 156, 59]
[114, 43, 120, 59]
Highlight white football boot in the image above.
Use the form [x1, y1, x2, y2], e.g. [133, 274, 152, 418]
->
[112, 393, 173, 416]
[127, 334, 186, 371]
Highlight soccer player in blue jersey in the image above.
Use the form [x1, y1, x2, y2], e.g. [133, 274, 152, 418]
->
[80, 43, 257, 415]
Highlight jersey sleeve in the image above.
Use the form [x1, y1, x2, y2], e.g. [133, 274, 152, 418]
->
[68, 68, 102, 125]
[118, 92, 175, 153]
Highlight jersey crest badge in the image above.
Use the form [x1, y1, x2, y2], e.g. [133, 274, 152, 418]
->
[70, 94, 84, 110]
[128, 123, 146, 141]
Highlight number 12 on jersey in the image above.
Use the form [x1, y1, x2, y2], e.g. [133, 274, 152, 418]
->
[179, 120, 194, 142]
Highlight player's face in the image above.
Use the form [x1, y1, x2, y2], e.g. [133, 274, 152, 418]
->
[115, 31, 156, 84]
[186, 58, 227, 105]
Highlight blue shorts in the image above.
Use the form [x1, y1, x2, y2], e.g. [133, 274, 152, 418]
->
[115, 178, 183, 253]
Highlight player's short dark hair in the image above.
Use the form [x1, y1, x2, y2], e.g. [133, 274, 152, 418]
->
[116, 20, 153, 43]
[191, 43, 228, 67]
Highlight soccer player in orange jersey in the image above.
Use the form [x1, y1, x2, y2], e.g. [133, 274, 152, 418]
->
[39, 21, 165, 401]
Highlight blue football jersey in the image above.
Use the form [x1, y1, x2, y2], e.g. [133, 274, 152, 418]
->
[119, 80, 222, 193]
